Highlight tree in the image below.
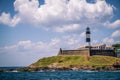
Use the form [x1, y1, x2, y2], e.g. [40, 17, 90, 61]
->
[112, 44, 120, 52]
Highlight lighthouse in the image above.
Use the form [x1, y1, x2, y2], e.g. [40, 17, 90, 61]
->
[86, 27, 91, 48]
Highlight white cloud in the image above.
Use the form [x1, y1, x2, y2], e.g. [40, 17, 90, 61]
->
[111, 30, 120, 38]
[80, 32, 85, 37]
[0, 33, 86, 54]
[54, 24, 81, 32]
[102, 30, 120, 45]
[0, 12, 20, 27]
[92, 40, 98, 45]
[102, 37, 115, 45]
[104, 20, 120, 28]
[110, 20, 120, 28]
[15, 39, 61, 53]
[0, 0, 115, 32]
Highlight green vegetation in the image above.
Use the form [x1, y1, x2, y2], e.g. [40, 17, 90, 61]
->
[112, 43, 120, 51]
[30, 55, 120, 68]
[33, 55, 85, 67]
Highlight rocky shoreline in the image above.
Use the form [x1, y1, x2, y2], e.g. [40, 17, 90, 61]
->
[0, 64, 120, 72]
[18, 64, 120, 72]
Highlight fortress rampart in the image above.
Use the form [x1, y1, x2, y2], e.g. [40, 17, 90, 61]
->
[58, 48, 116, 57]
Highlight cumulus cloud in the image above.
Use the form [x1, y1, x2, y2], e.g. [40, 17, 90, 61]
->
[80, 32, 85, 37]
[104, 20, 120, 28]
[111, 30, 120, 38]
[102, 30, 120, 45]
[0, 33, 85, 55]
[102, 37, 115, 45]
[0, 0, 116, 32]
[110, 20, 120, 28]
[54, 24, 81, 32]
[0, 12, 20, 27]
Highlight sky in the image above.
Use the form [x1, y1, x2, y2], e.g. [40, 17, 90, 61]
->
[0, 0, 120, 66]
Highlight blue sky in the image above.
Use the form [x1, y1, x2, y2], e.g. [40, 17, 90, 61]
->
[0, 0, 120, 66]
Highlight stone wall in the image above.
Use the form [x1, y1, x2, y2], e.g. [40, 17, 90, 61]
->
[58, 48, 90, 57]
[90, 49, 116, 57]
[58, 48, 116, 57]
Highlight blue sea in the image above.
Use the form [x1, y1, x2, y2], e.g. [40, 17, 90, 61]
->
[0, 67, 120, 80]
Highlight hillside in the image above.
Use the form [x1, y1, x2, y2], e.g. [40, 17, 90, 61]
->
[23, 55, 120, 71]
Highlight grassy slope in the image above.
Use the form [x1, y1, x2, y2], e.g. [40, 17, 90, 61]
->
[30, 55, 120, 68]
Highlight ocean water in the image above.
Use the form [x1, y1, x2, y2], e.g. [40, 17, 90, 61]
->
[0, 70, 120, 80]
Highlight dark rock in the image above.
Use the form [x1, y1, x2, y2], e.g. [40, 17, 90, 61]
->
[0, 69, 4, 73]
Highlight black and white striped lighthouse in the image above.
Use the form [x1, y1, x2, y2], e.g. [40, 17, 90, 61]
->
[86, 27, 91, 47]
